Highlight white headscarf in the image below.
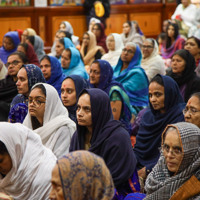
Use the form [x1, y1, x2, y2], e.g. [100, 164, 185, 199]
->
[141, 38, 166, 81]
[0, 122, 56, 200]
[121, 22, 143, 47]
[23, 83, 76, 158]
[101, 33, 124, 67]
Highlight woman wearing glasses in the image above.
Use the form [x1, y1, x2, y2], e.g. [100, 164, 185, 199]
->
[145, 122, 200, 199]
[184, 92, 200, 128]
[23, 83, 76, 158]
[141, 38, 165, 81]
[113, 42, 149, 114]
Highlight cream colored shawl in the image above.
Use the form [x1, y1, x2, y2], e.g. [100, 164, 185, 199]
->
[0, 122, 56, 200]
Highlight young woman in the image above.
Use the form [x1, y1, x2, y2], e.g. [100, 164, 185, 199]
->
[161, 22, 185, 60]
[61, 75, 89, 122]
[23, 83, 76, 158]
[61, 47, 88, 79]
[70, 88, 140, 198]
[121, 21, 143, 48]
[168, 49, 200, 102]
[0, 122, 56, 199]
[49, 151, 114, 200]
[145, 122, 200, 199]
[133, 74, 185, 180]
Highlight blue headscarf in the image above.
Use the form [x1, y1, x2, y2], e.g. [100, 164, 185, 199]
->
[89, 59, 134, 133]
[0, 31, 20, 64]
[62, 47, 89, 80]
[113, 44, 149, 108]
[46, 56, 65, 96]
[134, 75, 185, 172]
[9, 64, 46, 123]
[64, 37, 75, 49]
[63, 75, 89, 122]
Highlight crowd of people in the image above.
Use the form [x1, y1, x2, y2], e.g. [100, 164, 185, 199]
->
[0, 0, 200, 199]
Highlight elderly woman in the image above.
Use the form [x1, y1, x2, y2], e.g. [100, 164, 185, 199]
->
[113, 42, 149, 114]
[168, 49, 200, 102]
[61, 75, 89, 122]
[141, 38, 165, 81]
[0, 122, 56, 200]
[0, 31, 20, 64]
[101, 33, 124, 67]
[23, 83, 76, 158]
[183, 92, 200, 128]
[133, 74, 185, 180]
[8, 64, 46, 123]
[70, 88, 140, 198]
[121, 21, 143, 48]
[49, 151, 114, 200]
[145, 122, 200, 199]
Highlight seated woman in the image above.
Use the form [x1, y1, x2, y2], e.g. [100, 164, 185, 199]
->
[0, 31, 20, 64]
[61, 75, 89, 122]
[168, 49, 200, 102]
[113, 42, 149, 114]
[80, 31, 105, 72]
[88, 17, 100, 31]
[55, 37, 75, 61]
[70, 88, 140, 198]
[121, 21, 143, 48]
[40, 55, 65, 96]
[0, 122, 56, 199]
[161, 22, 185, 66]
[23, 83, 76, 158]
[145, 122, 200, 199]
[133, 74, 185, 180]
[8, 64, 46, 123]
[92, 22, 108, 52]
[49, 151, 114, 200]
[17, 42, 39, 67]
[26, 35, 46, 61]
[141, 38, 165, 81]
[21, 28, 37, 43]
[89, 59, 134, 134]
[59, 21, 80, 47]
[101, 33, 124, 67]
[183, 92, 200, 129]
[61, 47, 88, 79]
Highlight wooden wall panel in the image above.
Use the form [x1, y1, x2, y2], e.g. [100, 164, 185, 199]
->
[0, 17, 31, 45]
[130, 13, 161, 36]
[52, 16, 87, 42]
[105, 14, 127, 35]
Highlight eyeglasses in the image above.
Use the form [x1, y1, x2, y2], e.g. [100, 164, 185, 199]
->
[161, 144, 182, 156]
[122, 48, 135, 54]
[142, 45, 154, 49]
[28, 97, 46, 107]
[6, 60, 21, 67]
[182, 107, 200, 115]
[82, 37, 90, 40]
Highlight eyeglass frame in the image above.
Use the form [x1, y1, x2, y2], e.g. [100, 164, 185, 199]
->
[122, 48, 135, 54]
[182, 107, 200, 115]
[28, 96, 46, 107]
[5, 60, 21, 68]
[160, 144, 183, 157]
